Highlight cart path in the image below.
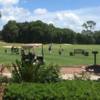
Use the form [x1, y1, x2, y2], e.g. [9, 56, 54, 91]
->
[60, 67, 86, 74]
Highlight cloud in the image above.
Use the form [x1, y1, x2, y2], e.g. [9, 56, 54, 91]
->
[54, 11, 82, 28]
[0, 0, 19, 6]
[0, 6, 100, 32]
[34, 8, 48, 15]
[0, 6, 31, 29]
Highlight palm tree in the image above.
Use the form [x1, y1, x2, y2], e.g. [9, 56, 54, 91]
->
[12, 60, 60, 83]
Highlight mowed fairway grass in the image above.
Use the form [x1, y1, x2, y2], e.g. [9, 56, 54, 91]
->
[0, 42, 100, 66]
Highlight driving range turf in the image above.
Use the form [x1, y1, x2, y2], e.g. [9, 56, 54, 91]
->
[0, 42, 100, 66]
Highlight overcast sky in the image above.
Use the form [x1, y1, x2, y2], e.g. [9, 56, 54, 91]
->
[0, 0, 100, 32]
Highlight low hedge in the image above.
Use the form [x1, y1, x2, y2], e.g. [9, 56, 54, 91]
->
[3, 80, 100, 100]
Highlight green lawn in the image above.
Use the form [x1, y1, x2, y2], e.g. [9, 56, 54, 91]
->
[0, 42, 100, 66]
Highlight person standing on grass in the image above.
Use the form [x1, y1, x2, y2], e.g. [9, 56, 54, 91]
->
[4, 49, 7, 53]
[58, 49, 62, 55]
[58, 45, 64, 55]
[48, 44, 52, 53]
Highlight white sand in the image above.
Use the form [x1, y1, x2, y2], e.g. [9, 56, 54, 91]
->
[60, 73, 100, 80]
[2, 46, 12, 48]
[60, 74, 74, 80]
[2, 46, 21, 48]
[1, 73, 12, 78]
[21, 43, 42, 47]
[63, 44, 72, 45]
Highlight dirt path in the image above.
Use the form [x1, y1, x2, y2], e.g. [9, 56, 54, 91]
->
[60, 67, 85, 74]
[60, 66, 100, 80]
[59, 66, 86, 80]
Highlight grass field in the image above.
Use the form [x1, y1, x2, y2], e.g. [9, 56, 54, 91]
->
[0, 42, 100, 66]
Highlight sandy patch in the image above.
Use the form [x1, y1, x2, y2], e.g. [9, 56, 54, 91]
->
[60, 74, 74, 80]
[63, 44, 72, 45]
[60, 73, 100, 80]
[2, 46, 21, 48]
[0, 65, 12, 78]
[60, 67, 100, 80]
[2, 46, 12, 48]
[21, 43, 42, 47]
[0, 65, 100, 80]
[1, 73, 12, 78]
[60, 67, 85, 74]
[2, 43, 42, 49]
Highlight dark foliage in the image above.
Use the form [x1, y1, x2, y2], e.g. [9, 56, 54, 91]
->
[11, 59, 60, 83]
[3, 80, 100, 100]
[1, 20, 100, 44]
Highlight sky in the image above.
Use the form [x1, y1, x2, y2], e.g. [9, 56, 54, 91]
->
[0, 0, 100, 32]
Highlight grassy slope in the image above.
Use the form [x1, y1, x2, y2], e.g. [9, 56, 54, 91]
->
[0, 42, 100, 66]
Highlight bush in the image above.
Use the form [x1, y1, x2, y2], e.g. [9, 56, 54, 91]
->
[12, 60, 60, 83]
[3, 80, 100, 100]
[69, 52, 74, 56]
[0, 76, 10, 83]
[84, 52, 89, 56]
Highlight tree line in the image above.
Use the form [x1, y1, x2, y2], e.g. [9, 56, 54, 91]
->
[1, 20, 100, 44]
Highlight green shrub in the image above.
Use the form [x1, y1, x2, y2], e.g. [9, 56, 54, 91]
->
[0, 76, 10, 83]
[12, 60, 60, 83]
[3, 80, 100, 100]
